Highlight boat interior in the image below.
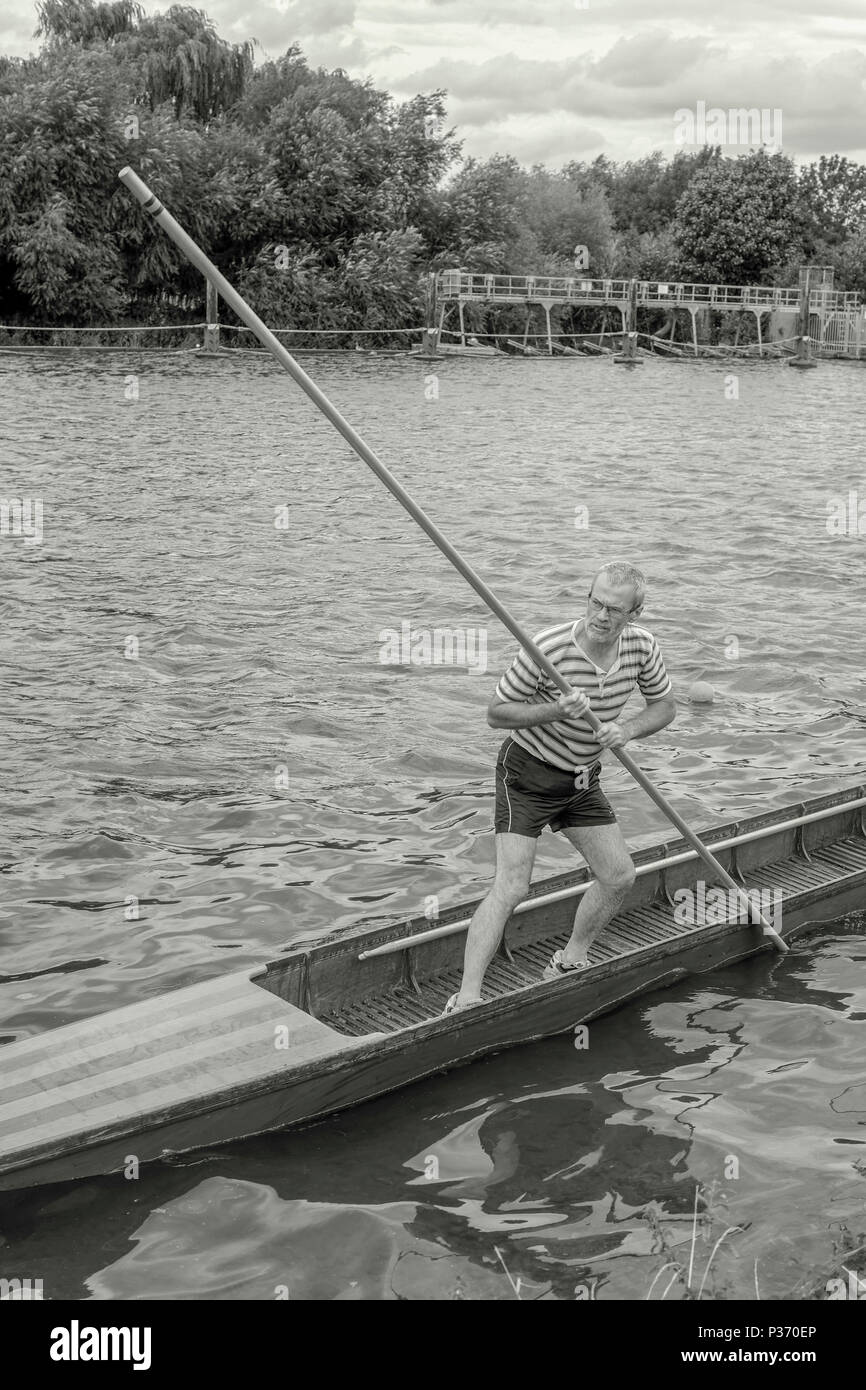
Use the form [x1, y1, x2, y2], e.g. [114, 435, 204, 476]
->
[252, 786, 866, 1036]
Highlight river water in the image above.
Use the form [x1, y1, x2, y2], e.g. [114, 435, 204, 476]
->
[1, 348, 865, 1299]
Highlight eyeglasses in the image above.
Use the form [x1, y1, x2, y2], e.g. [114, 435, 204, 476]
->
[587, 594, 632, 622]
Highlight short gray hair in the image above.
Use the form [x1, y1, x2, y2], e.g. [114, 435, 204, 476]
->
[590, 560, 646, 610]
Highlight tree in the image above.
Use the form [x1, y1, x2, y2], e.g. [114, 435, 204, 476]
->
[673, 150, 812, 283]
[337, 227, 426, 329]
[523, 167, 614, 271]
[375, 92, 461, 236]
[613, 149, 720, 233]
[807, 229, 866, 297]
[445, 155, 530, 255]
[236, 242, 335, 333]
[35, 0, 143, 45]
[120, 7, 256, 121]
[799, 155, 866, 243]
[262, 98, 388, 249]
[231, 46, 309, 131]
[35, 1, 256, 122]
[0, 44, 131, 321]
[564, 149, 719, 234]
[610, 226, 678, 279]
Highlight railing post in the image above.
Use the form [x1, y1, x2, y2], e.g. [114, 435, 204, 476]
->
[203, 277, 219, 351]
[418, 271, 441, 356]
[614, 278, 642, 365]
[790, 267, 817, 369]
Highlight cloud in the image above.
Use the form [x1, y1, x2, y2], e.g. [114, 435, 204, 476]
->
[595, 31, 725, 88]
[395, 35, 866, 163]
[193, 0, 370, 65]
[282, 0, 356, 33]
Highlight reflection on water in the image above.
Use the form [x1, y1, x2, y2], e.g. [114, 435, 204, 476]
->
[1, 917, 864, 1300]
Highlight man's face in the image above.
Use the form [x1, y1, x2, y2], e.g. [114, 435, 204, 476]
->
[585, 579, 640, 641]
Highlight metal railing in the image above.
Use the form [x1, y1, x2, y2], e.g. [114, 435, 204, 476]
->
[435, 271, 860, 312]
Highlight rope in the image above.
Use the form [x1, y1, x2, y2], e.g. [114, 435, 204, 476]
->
[0, 322, 427, 337]
[222, 344, 417, 355]
[0, 322, 208, 332]
[0, 344, 204, 355]
[219, 324, 426, 335]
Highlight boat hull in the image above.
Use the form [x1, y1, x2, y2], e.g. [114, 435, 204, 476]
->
[1, 786, 865, 1191]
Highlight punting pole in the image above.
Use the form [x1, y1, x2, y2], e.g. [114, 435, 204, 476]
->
[118, 166, 788, 955]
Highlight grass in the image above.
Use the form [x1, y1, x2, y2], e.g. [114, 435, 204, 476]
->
[644, 1180, 746, 1300]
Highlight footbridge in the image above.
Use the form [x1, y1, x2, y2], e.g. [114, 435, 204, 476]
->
[433, 268, 864, 358]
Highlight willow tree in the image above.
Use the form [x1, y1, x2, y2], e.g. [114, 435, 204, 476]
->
[122, 7, 256, 122]
[35, 0, 144, 44]
[37, 1, 255, 122]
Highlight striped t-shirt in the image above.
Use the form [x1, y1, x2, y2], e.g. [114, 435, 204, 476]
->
[494, 620, 672, 770]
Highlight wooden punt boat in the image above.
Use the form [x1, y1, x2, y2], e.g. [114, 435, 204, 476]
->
[2, 784, 865, 1193]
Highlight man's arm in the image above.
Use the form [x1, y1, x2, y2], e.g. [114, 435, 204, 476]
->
[599, 693, 676, 748]
[487, 690, 589, 729]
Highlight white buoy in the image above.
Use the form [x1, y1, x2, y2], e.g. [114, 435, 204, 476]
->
[688, 681, 715, 704]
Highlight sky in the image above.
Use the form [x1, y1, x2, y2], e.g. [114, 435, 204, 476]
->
[3, 0, 866, 167]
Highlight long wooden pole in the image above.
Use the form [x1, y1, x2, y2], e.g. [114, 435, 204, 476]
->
[118, 165, 787, 955]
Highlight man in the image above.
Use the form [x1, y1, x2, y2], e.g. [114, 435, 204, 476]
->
[444, 559, 676, 1015]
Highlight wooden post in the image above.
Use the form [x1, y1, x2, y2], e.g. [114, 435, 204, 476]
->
[544, 302, 553, 355]
[790, 267, 817, 369]
[614, 279, 642, 365]
[689, 308, 699, 356]
[203, 277, 219, 351]
[418, 272, 441, 356]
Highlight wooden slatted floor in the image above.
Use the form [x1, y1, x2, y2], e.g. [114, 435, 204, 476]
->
[321, 839, 866, 1036]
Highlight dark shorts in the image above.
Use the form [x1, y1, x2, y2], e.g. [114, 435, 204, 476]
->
[493, 737, 616, 839]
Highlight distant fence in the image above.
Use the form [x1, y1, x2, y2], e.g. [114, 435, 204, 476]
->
[435, 271, 861, 313]
[434, 270, 866, 359]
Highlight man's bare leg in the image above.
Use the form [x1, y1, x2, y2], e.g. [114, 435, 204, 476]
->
[557, 823, 636, 966]
[449, 832, 537, 1008]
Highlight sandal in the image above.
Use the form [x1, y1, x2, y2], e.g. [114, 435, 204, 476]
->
[544, 949, 590, 978]
[443, 992, 483, 1016]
